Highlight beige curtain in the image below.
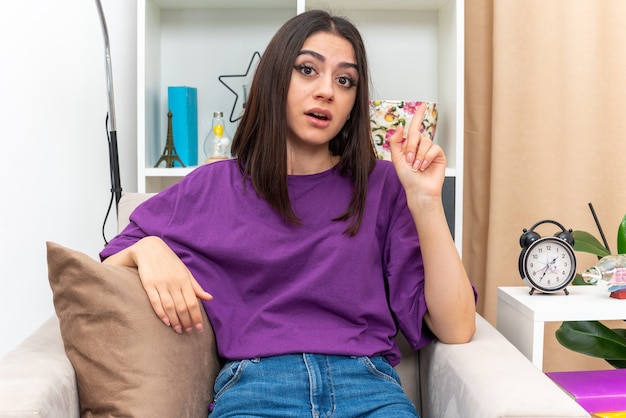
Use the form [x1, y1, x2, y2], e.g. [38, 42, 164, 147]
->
[464, 0, 626, 371]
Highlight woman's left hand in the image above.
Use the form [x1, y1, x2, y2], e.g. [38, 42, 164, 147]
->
[389, 104, 477, 344]
[388, 103, 446, 200]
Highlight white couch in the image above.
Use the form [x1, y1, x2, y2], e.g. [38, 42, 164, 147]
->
[0, 193, 590, 417]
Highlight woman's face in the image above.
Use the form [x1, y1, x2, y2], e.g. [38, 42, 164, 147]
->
[286, 31, 358, 154]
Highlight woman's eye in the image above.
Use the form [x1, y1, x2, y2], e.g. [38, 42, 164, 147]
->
[296, 64, 316, 76]
[337, 76, 356, 88]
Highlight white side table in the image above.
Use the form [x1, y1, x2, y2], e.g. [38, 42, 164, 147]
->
[496, 286, 626, 370]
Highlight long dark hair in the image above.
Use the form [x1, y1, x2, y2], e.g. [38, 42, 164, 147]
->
[231, 10, 376, 235]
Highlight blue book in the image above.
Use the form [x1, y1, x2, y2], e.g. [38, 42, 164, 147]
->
[167, 86, 198, 166]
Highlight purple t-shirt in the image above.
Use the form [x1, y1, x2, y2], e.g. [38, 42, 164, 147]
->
[100, 159, 433, 366]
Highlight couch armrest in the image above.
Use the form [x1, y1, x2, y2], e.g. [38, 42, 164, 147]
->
[419, 313, 589, 418]
[0, 316, 78, 418]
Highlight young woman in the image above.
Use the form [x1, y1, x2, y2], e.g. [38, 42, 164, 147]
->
[101, 10, 476, 417]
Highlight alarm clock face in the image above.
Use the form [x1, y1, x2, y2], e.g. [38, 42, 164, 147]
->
[522, 236, 577, 292]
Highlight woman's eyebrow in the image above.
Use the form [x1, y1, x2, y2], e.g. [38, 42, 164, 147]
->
[298, 49, 358, 70]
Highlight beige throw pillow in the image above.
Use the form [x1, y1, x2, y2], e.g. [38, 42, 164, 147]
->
[47, 241, 220, 417]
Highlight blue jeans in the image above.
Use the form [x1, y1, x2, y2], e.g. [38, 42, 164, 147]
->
[209, 353, 418, 417]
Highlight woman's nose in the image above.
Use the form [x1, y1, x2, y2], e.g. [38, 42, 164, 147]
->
[313, 75, 335, 102]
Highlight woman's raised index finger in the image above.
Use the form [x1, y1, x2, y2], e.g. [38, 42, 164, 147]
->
[407, 103, 428, 139]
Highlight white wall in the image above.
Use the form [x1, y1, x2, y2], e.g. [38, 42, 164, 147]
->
[0, 0, 137, 357]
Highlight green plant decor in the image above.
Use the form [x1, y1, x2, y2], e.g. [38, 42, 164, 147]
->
[555, 211, 626, 368]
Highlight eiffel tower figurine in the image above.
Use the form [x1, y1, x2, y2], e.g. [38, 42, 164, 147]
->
[154, 111, 185, 168]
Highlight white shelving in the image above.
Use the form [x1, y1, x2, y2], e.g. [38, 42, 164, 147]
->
[137, 0, 464, 251]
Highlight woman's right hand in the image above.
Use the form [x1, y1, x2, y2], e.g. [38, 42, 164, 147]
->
[103, 236, 213, 334]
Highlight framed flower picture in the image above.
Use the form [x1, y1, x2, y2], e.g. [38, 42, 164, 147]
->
[369, 100, 438, 161]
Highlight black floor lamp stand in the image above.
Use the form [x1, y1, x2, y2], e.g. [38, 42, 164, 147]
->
[95, 0, 122, 212]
